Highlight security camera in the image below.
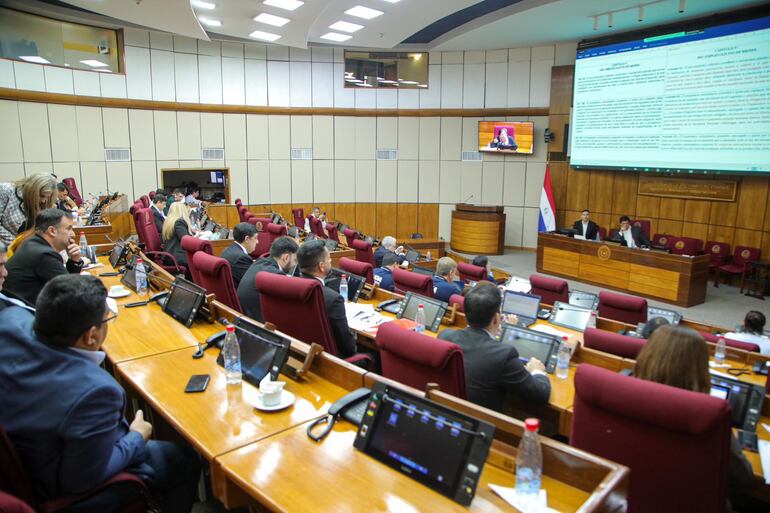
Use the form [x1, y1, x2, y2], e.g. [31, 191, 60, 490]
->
[544, 128, 555, 143]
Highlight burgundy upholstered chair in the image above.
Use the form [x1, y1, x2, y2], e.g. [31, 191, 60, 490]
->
[235, 198, 242, 206]
[129, 200, 143, 218]
[652, 233, 676, 249]
[255, 273, 370, 366]
[131, 206, 146, 244]
[706, 241, 730, 270]
[292, 208, 305, 228]
[0, 491, 35, 513]
[597, 227, 607, 241]
[342, 228, 359, 245]
[135, 208, 186, 275]
[671, 237, 703, 256]
[714, 246, 760, 291]
[457, 262, 486, 283]
[376, 322, 466, 398]
[326, 223, 340, 243]
[193, 252, 242, 312]
[138, 195, 150, 209]
[571, 364, 732, 513]
[529, 274, 569, 305]
[598, 290, 647, 325]
[238, 206, 250, 223]
[351, 238, 376, 268]
[61, 177, 83, 206]
[449, 294, 465, 313]
[723, 337, 760, 353]
[247, 217, 271, 234]
[148, 191, 155, 200]
[266, 222, 288, 247]
[393, 267, 434, 297]
[582, 327, 646, 359]
[181, 235, 213, 286]
[631, 219, 651, 240]
[245, 218, 271, 258]
[310, 216, 327, 239]
[339, 257, 374, 285]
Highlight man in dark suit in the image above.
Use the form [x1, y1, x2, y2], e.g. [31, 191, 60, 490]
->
[611, 215, 650, 249]
[432, 257, 465, 303]
[374, 235, 406, 268]
[572, 209, 599, 241]
[221, 222, 258, 288]
[438, 282, 551, 412]
[5, 208, 83, 305]
[373, 252, 398, 292]
[150, 193, 167, 236]
[298, 239, 357, 358]
[0, 275, 200, 512]
[237, 236, 298, 322]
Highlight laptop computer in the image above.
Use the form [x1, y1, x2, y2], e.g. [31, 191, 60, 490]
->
[501, 291, 541, 328]
[404, 249, 420, 263]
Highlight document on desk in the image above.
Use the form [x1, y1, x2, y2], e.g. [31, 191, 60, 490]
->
[530, 324, 572, 340]
[344, 303, 389, 332]
[489, 484, 559, 512]
[759, 440, 770, 484]
[504, 277, 532, 293]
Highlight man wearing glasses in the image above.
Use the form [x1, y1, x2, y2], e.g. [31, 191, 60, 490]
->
[0, 275, 200, 513]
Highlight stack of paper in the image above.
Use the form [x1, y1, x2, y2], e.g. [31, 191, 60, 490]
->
[759, 440, 770, 484]
[344, 303, 389, 332]
[505, 276, 532, 293]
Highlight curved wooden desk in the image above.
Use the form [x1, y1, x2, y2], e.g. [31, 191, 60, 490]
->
[450, 204, 505, 255]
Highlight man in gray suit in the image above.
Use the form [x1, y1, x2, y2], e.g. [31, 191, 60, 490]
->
[438, 282, 551, 412]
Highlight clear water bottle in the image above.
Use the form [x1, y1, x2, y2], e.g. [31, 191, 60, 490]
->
[414, 304, 426, 333]
[223, 325, 242, 385]
[79, 231, 88, 256]
[715, 336, 726, 366]
[516, 418, 542, 507]
[134, 258, 148, 295]
[556, 336, 570, 379]
[589, 311, 597, 329]
[339, 274, 348, 302]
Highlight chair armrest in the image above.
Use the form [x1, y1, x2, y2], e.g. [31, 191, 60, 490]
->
[145, 251, 183, 270]
[345, 353, 373, 370]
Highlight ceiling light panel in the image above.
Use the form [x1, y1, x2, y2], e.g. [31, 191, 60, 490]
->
[19, 56, 50, 64]
[329, 21, 363, 33]
[345, 6, 383, 19]
[198, 17, 221, 26]
[191, 1, 216, 9]
[80, 59, 109, 67]
[250, 30, 281, 42]
[381, 0, 401, 3]
[254, 13, 290, 27]
[263, 0, 304, 11]
[321, 32, 352, 42]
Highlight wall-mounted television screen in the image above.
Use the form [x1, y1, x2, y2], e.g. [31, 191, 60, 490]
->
[478, 121, 534, 155]
[571, 12, 770, 175]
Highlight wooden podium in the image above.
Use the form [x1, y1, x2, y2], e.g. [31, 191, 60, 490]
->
[450, 204, 506, 255]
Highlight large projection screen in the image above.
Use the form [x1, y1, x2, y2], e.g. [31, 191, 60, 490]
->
[570, 15, 770, 174]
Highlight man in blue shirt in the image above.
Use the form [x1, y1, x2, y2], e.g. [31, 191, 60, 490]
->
[432, 257, 466, 303]
[373, 252, 398, 292]
[374, 236, 406, 268]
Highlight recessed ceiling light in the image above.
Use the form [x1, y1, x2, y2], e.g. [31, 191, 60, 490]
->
[320, 32, 352, 42]
[19, 56, 50, 64]
[254, 13, 290, 27]
[345, 5, 383, 19]
[263, 0, 304, 11]
[381, 0, 401, 3]
[198, 17, 221, 26]
[329, 21, 363, 33]
[191, 1, 216, 9]
[80, 59, 109, 67]
[250, 30, 281, 42]
[95, 69, 113, 73]
[400, 80, 418, 85]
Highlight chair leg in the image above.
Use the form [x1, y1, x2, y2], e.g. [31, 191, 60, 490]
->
[740, 269, 746, 294]
[714, 269, 720, 288]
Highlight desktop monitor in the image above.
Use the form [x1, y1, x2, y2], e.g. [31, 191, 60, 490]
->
[396, 292, 448, 333]
[216, 317, 291, 383]
[501, 291, 540, 320]
[550, 301, 593, 332]
[709, 373, 764, 432]
[499, 325, 560, 373]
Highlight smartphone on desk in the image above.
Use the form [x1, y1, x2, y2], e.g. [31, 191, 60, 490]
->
[737, 429, 758, 452]
[184, 374, 210, 393]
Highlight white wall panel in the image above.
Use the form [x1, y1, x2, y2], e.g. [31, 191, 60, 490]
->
[486, 50, 508, 63]
[0, 60, 15, 88]
[0, 101, 23, 163]
[291, 160, 313, 202]
[334, 117, 355, 160]
[442, 52, 463, 65]
[267, 61, 290, 107]
[522, 207, 540, 248]
[311, 47, 333, 62]
[484, 62, 508, 108]
[201, 113, 224, 148]
[464, 51, 485, 64]
[245, 43, 267, 60]
[503, 161, 526, 206]
[504, 206, 524, 247]
[355, 89, 376, 109]
[131, 161, 158, 197]
[222, 57, 245, 105]
[244, 59, 267, 106]
[354, 118, 376, 160]
[179, 160, 202, 168]
[481, 161, 504, 205]
[311, 62, 334, 108]
[334, 161, 355, 202]
[418, 117, 440, 161]
[355, 161, 376, 202]
[129, 110, 156, 161]
[14, 62, 45, 91]
[247, 160, 270, 203]
[507, 61, 530, 108]
[102, 108, 130, 148]
[460, 161, 482, 203]
[246, 115, 269, 159]
[177, 112, 201, 160]
[268, 116, 290, 159]
[529, 116, 548, 162]
[333, 63, 354, 108]
[222, 42, 244, 58]
[100, 74, 127, 99]
[289, 62, 312, 107]
[227, 160, 248, 203]
[44, 66, 73, 95]
[417, 161, 439, 203]
[440, 65, 462, 108]
[124, 28, 149, 47]
[312, 160, 335, 203]
[19, 102, 51, 162]
[461, 117, 482, 151]
[156, 160, 179, 187]
[398, 160, 419, 203]
[290, 48, 311, 62]
[52, 162, 80, 185]
[48, 105, 79, 162]
[150, 49, 175, 101]
[124, 46, 152, 99]
[153, 111, 178, 160]
[269, 160, 291, 203]
[398, 117, 419, 160]
[223, 114, 247, 160]
[80, 161, 108, 196]
[529, 60, 553, 108]
[0, 163, 25, 182]
[106, 162, 134, 198]
[149, 32, 173, 51]
[173, 36, 197, 54]
[376, 89, 397, 109]
[376, 160, 397, 202]
[439, 117, 461, 161]
[376, 117, 397, 150]
[267, 46, 289, 61]
[439, 161, 461, 204]
[419, 64, 441, 108]
[524, 161, 546, 207]
[174, 53, 199, 103]
[462, 63, 485, 108]
[198, 40, 221, 57]
[555, 42, 577, 65]
[24, 162, 54, 176]
[73, 70, 100, 96]
[290, 116, 312, 149]
[438, 204, 453, 241]
[199, 55, 223, 104]
[398, 89, 419, 109]
[312, 116, 334, 159]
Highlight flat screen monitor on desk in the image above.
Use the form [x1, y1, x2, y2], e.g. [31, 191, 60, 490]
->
[550, 301, 593, 332]
[569, 290, 599, 311]
[709, 373, 764, 432]
[396, 292, 447, 333]
[326, 269, 366, 303]
[499, 325, 559, 373]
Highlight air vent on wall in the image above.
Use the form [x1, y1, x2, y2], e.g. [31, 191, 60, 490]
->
[291, 148, 313, 160]
[104, 148, 130, 162]
[376, 149, 398, 160]
[461, 151, 482, 162]
[202, 148, 225, 161]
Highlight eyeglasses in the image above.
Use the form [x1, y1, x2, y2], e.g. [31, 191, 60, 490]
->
[97, 313, 118, 326]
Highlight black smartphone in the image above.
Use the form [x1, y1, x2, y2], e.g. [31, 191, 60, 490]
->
[99, 272, 120, 277]
[737, 430, 758, 452]
[184, 374, 210, 393]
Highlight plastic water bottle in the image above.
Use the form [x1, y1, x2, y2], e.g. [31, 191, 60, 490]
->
[556, 336, 570, 379]
[223, 325, 242, 385]
[715, 336, 726, 366]
[79, 231, 88, 255]
[339, 274, 349, 302]
[134, 258, 148, 295]
[414, 304, 426, 333]
[589, 311, 597, 329]
[516, 418, 542, 507]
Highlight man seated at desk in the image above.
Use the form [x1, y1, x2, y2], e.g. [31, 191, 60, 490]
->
[724, 311, 770, 354]
[611, 215, 650, 249]
[221, 222, 258, 288]
[572, 209, 600, 241]
[150, 193, 167, 236]
[374, 236, 406, 268]
[303, 206, 327, 233]
[374, 252, 398, 292]
[432, 257, 465, 303]
[238, 236, 298, 322]
[438, 282, 551, 411]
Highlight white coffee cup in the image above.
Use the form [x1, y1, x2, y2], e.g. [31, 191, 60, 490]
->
[109, 285, 126, 295]
[260, 380, 285, 407]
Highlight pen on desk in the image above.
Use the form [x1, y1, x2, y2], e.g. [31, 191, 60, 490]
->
[762, 423, 770, 434]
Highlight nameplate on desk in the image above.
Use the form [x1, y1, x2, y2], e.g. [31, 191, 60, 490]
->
[637, 176, 736, 202]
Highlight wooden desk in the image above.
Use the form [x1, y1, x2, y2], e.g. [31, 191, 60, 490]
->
[398, 238, 446, 259]
[537, 232, 710, 307]
[451, 204, 506, 255]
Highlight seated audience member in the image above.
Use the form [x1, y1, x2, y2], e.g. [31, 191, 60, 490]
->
[185, 187, 201, 207]
[164, 188, 184, 215]
[221, 222, 258, 288]
[634, 324, 753, 507]
[0, 241, 32, 310]
[237, 236, 298, 322]
[150, 193, 167, 235]
[725, 311, 770, 354]
[303, 206, 326, 233]
[0, 173, 57, 247]
[611, 215, 650, 248]
[640, 316, 670, 339]
[572, 209, 599, 241]
[432, 257, 465, 303]
[438, 282, 550, 411]
[373, 252, 399, 292]
[4, 209, 83, 305]
[374, 235, 406, 268]
[162, 202, 194, 267]
[0, 275, 200, 512]
[298, 239, 357, 358]
[56, 183, 78, 212]
[471, 255, 497, 283]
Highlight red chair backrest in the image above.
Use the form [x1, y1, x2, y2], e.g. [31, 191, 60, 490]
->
[457, 262, 485, 283]
[310, 217, 326, 239]
[706, 241, 730, 265]
[572, 364, 732, 513]
[248, 217, 271, 232]
[583, 327, 646, 359]
[723, 337, 760, 353]
[193, 252, 242, 312]
[671, 237, 703, 256]
[148, 191, 155, 200]
[246, 218, 271, 258]
[376, 322, 466, 398]
[392, 267, 434, 297]
[235, 198, 242, 205]
[598, 290, 647, 325]
[266, 223, 288, 247]
[132, 207, 146, 243]
[0, 491, 35, 513]
[732, 246, 760, 267]
[339, 257, 374, 285]
[631, 219, 651, 240]
[238, 206, 249, 223]
[653, 233, 676, 249]
[181, 235, 213, 286]
[350, 239, 376, 267]
[292, 208, 305, 227]
[449, 294, 464, 313]
[129, 200, 143, 217]
[342, 228, 359, 244]
[529, 274, 569, 305]
[597, 227, 607, 240]
[0, 426, 36, 506]
[255, 273, 339, 355]
[62, 177, 83, 206]
[136, 208, 162, 252]
[139, 195, 150, 209]
[326, 224, 340, 243]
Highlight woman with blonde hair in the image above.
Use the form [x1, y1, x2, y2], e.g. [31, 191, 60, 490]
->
[0, 173, 57, 246]
[162, 201, 194, 266]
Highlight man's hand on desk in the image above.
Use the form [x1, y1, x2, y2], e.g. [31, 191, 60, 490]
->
[526, 358, 546, 374]
[130, 409, 153, 442]
[503, 314, 518, 325]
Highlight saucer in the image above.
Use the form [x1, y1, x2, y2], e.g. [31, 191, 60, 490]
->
[108, 289, 131, 298]
[252, 390, 295, 411]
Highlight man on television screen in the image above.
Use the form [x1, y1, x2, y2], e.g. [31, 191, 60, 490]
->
[572, 209, 599, 240]
[488, 127, 518, 151]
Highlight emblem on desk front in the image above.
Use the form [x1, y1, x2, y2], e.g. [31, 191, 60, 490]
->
[741, 249, 750, 259]
[598, 245, 611, 261]
[675, 241, 685, 250]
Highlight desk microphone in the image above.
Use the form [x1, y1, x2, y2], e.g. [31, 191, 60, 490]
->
[461, 194, 474, 204]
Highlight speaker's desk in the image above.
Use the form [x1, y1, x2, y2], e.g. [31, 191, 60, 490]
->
[536, 232, 709, 307]
[451, 204, 506, 255]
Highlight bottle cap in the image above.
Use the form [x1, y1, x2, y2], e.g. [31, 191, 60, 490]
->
[418, 303, 424, 308]
[80, 231, 85, 235]
[136, 258, 143, 263]
[562, 335, 568, 341]
[524, 418, 539, 431]
[341, 274, 347, 279]
[226, 325, 235, 333]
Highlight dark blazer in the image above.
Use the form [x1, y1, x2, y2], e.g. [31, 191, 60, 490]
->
[572, 219, 599, 240]
[611, 226, 650, 248]
[150, 205, 165, 236]
[221, 242, 253, 288]
[237, 257, 286, 322]
[0, 301, 146, 499]
[374, 245, 406, 268]
[162, 218, 190, 266]
[373, 267, 394, 292]
[432, 275, 464, 303]
[438, 326, 551, 412]
[4, 235, 84, 305]
[301, 272, 357, 359]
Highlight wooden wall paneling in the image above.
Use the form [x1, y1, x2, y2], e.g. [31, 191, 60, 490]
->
[335, 203, 356, 227]
[611, 172, 638, 217]
[764, 184, 770, 232]
[417, 203, 439, 239]
[291, 203, 313, 222]
[564, 167, 589, 212]
[315, 203, 336, 222]
[355, 202, 377, 236]
[587, 170, 614, 215]
[548, 66, 574, 115]
[735, 177, 769, 230]
[658, 198, 684, 221]
[396, 203, 419, 240]
[707, 225, 735, 247]
[683, 200, 711, 224]
[592, 212, 614, 235]
[547, 114, 570, 157]
[680, 222, 709, 243]
[761, 232, 770, 261]
[548, 162, 569, 225]
[733, 228, 763, 251]
[375, 203, 399, 239]
[709, 193, 738, 227]
[271, 203, 293, 224]
[657, 218, 683, 236]
[563, 210, 582, 228]
[634, 195, 659, 220]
